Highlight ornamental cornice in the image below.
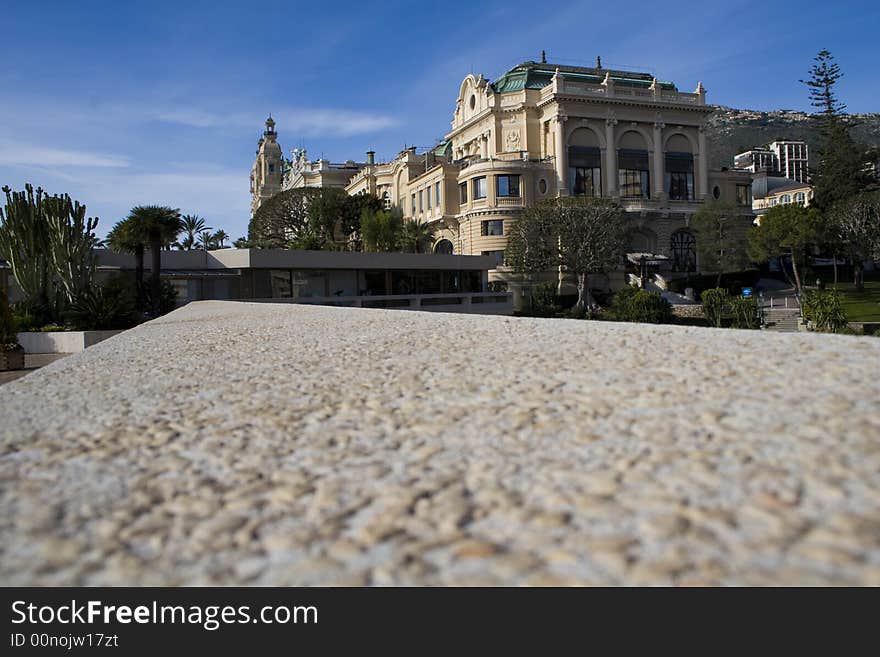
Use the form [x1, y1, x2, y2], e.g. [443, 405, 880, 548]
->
[536, 94, 714, 115]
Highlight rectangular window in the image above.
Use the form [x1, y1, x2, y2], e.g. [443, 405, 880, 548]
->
[481, 220, 504, 236]
[619, 170, 650, 198]
[496, 175, 520, 197]
[473, 176, 487, 199]
[481, 250, 505, 268]
[617, 149, 650, 198]
[459, 182, 468, 203]
[268, 164, 275, 173]
[568, 146, 602, 197]
[435, 182, 441, 208]
[411, 194, 416, 214]
[426, 187, 431, 209]
[419, 190, 423, 212]
[736, 184, 751, 206]
[665, 152, 694, 201]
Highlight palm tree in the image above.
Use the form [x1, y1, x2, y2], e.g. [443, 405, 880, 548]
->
[398, 219, 435, 253]
[128, 206, 181, 316]
[212, 229, 229, 248]
[106, 218, 146, 309]
[198, 229, 215, 251]
[179, 214, 210, 250]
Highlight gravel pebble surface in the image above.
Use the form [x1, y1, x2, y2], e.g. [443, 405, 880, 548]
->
[1, 300, 879, 585]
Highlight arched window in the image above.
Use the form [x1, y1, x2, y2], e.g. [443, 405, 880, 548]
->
[780, 194, 792, 205]
[568, 128, 602, 197]
[434, 239, 454, 255]
[671, 230, 696, 273]
[794, 192, 806, 206]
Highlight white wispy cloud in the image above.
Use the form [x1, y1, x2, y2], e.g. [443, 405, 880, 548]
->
[278, 108, 396, 137]
[149, 106, 396, 136]
[0, 145, 130, 168]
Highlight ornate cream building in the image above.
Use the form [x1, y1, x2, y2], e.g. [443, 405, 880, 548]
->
[251, 58, 754, 292]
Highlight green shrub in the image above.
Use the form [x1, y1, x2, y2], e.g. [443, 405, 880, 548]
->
[67, 278, 138, 330]
[611, 287, 673, 324]
[520, 281, 562, 317]
[802, 290, 848, 333]
[700, 288, 729, 328]
[729, 296, 759, 329]
[11, 309, 38, 332]
[139, 280, 178, 317]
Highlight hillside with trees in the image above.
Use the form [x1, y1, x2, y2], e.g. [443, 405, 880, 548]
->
[706, 106, 880, 169]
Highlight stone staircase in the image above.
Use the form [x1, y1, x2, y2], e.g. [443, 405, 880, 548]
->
[763, 307, 801, 332]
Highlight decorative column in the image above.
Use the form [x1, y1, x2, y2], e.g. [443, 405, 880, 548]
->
[605, 117, 617, 197]
[555, 114, 568, 196]
[480, 133, 489, 159]
[697, 125, 708, 200]
[653, 117, 665, 200]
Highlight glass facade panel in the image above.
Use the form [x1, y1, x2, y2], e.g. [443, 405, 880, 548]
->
[459, 182, 468, 203]
[362, 270, 387, 295]
[270, 270, 293, 298]
[291, 270, 327, 298]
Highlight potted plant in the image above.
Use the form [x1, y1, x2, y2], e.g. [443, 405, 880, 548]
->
[0, 288, 24, 371]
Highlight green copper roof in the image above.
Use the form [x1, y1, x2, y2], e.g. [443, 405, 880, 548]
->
[490, 61, 677, 94]
[432, 141, 452, 157]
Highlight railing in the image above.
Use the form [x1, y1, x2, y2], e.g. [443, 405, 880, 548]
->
[234, 292, 514, 315]
[496, 197, 523, 207]
[558, 81, 703, 106]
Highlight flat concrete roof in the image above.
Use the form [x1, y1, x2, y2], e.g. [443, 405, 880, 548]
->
[2, 302, 878, 585]
[93, 248, 496, 271]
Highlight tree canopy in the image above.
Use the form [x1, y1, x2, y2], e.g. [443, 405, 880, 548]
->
[748, 203, 822, 297]
[506, 197, 629, 310]
[801, 50, 874, 209]
[690, 201, 750, 287]
[249, 187, 382, 250]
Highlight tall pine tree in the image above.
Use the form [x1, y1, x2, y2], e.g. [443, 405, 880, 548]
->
[800, 50, 871, 210]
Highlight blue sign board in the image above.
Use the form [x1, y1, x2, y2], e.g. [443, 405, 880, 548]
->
[742, 287, 753, 297]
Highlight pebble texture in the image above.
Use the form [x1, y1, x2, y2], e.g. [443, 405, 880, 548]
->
[1, 300, 879, 586]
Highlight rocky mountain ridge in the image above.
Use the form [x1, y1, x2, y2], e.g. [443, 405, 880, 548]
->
[705, 106, 880, 170]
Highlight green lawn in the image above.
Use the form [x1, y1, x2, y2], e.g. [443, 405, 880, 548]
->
[835, 280, 880, 323]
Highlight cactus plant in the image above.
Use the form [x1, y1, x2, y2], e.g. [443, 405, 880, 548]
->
[0, 185, 52, 311]
[43, 192, 99, 307]
[0, 184, 99, 323]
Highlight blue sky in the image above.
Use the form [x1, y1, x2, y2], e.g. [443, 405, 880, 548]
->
[1, 0, 878, 241]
